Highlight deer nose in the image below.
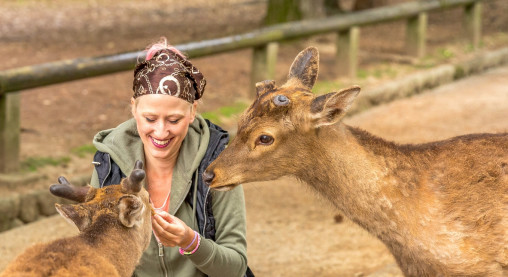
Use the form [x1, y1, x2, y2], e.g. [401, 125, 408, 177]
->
[202, 170, 215, 186]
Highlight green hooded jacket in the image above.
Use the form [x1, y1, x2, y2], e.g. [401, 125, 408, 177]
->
[90, 115, 248, 277]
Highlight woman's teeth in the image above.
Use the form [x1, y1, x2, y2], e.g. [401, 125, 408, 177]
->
[153, 138, 168, 145]
[151, 137, 170, 148]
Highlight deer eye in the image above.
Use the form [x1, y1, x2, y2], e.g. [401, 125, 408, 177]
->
[256, 135, 274, 146]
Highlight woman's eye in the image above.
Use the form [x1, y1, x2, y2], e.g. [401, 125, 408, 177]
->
[145, 117, 155, 123]
[256, 135, 274, 146]
[169, 119, 180, 124]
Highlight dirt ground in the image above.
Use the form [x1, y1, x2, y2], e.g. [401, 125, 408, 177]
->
[1, 0, 508, 276]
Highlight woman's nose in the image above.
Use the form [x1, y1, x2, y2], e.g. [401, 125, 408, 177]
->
[153, 121, 168, 137]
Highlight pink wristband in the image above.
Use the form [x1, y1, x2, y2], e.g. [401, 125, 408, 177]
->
[182, 231, 198, 251]
[179, 234, 201, 256]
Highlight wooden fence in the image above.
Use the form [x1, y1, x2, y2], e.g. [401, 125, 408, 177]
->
[0, 0, 483, 173]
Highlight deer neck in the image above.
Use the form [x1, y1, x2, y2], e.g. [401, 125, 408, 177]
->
[296, 124, 427, 244]
[80, 214, 149, 277]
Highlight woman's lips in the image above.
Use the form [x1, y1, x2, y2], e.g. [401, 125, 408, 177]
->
[150, 136, 171, 148]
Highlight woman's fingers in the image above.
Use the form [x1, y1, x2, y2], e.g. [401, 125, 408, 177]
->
[157, 211, 173, 223]
[152, 213, 188, 247]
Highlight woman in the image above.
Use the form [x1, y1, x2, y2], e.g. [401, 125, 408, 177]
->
[89, 39, 252, 277]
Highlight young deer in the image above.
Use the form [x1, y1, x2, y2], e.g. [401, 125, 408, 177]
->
[1, 160, 152, 277]
[204, 47, 508, 276]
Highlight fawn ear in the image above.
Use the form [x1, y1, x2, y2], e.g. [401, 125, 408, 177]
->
[55, 203, 91, 232]
[310, 86, 361, 127]
[118, 195, 145, 228]
[284, 47, 319, 90]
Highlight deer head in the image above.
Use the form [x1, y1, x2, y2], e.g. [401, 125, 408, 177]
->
[50, 160, 151, 231]
[204, 47, 361, 190]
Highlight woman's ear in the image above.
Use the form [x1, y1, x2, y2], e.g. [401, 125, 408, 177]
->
[130, 97, 136, 117]
[190, 101, 198, 123]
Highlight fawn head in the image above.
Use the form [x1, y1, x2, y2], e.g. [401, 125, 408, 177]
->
[204, 47, 361, 190]
[50, 160, 152, 236]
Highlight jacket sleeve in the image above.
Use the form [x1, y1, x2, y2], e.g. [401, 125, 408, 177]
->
[188, 185, 248, 277]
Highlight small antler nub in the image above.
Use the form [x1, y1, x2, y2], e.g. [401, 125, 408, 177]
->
[255, 80, 276, 98]
[123, 160, 145, 193]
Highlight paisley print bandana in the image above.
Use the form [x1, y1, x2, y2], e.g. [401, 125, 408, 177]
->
[132, 49, 206, 103]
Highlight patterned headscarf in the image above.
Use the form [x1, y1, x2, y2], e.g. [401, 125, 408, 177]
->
[132, 49, 206, 103]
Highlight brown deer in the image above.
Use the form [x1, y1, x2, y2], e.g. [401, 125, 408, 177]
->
[204, 47, 508, 276]
[1, 160, 152, 277]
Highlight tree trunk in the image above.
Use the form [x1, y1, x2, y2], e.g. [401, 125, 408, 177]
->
[264, 0, 302, 25]
[324, 0, 343, 15]
[353, 0, 376, 11]
[300, 0, 325, 19]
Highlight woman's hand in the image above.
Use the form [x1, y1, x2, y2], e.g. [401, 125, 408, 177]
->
[152, 211, 196, 248]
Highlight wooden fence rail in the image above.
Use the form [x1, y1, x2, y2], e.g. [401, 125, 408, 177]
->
[0, 0, 483, 173]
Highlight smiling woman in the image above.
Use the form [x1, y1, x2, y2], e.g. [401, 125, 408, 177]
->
[88, 38, 254, 277]
[131, 94, 196, 163]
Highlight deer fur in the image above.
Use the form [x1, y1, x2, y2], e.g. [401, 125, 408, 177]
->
[1, 161, 152, 277]
[204, 47, 508, 276]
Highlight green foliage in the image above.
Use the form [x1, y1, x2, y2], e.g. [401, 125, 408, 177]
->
[71, 144, 97, 158]
[202, 102, 249, 125]
[218, 102, 249, 117]
[21, 144, 96, 172]
[357, 69, 369, 79]
[439, 48, 454, 59]
[454, 65, 466, 79]
[414, 58, 436, 69]
[264, 0, 302, 25]
[21, 156, 71, 172]
[465, 43, 475, 53]
[313, 80, 344, 95]
[201, 111, 222, 125]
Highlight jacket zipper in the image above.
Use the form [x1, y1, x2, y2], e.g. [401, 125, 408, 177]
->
[156, 178, 193, 276]
[99, 154, 112, 188]
[202, 187, 211, 236]
[155, 236, 169, 277]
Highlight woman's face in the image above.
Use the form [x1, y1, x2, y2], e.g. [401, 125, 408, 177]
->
[131, 94, 197, 163]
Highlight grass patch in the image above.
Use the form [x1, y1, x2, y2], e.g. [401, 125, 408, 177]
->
[201, 111, 222, 125]
[21, 156, 71, 172]
[202, 102, 249, 125]
[71, 144, 97, 158]
[218, 103, 249, 117]
[438, 48, 454, 60]
[357, 69, 369, 79]
[313, 80, 344, 95]
[371, 65, 399, 79]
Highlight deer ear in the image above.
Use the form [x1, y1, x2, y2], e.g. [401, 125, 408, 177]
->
[55, 203, 91, 232]
[310, 86, 361, 127]
[285, 47, 319, 90]
[118, 195, 145, 228]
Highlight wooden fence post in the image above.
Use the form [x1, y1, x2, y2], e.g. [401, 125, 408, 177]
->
[336, 26, 360, 79]
[251, 42, 279, 92]
[464, 1, 482, 49]
[0, 92, 20, 173]
[406, 12, 427, 58]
